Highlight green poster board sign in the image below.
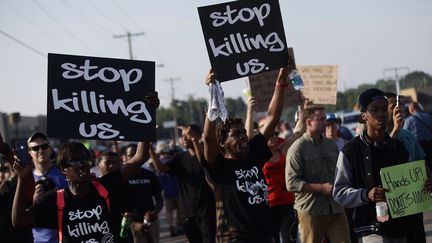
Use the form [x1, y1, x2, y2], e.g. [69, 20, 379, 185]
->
[380, 160, 432, 218]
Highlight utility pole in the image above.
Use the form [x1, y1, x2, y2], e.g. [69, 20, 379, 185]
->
[383, 67, 409, 94]
[164, 77, 181, 146]
[113, 31, 145, 60]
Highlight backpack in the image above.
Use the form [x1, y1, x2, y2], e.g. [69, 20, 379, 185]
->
[56, 181, 110, 242]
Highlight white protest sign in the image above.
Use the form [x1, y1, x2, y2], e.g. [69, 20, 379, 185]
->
[298, 65, 338, 105]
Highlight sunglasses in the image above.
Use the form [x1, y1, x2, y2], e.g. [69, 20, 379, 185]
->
[28, 143, 50, 152]
[66, 160, 92, 169]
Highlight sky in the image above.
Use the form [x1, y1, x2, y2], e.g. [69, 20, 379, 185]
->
[1, 0, 431, 116]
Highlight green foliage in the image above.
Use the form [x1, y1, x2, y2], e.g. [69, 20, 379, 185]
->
[155, 71, 432, 139]
[334, 71, 431, 112]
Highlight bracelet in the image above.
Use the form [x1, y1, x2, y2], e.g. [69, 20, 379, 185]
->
[276, 81, 288, 88]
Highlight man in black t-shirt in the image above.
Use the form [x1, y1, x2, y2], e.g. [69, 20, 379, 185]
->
[202, 68, 288, 243]
[124, 143, 164, 243]
[150, 125, 216, 243]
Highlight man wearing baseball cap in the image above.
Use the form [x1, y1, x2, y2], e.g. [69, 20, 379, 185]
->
[325, 112, 346, 150]
[27, 132, 68, 243]
[332, 88, 430, 242]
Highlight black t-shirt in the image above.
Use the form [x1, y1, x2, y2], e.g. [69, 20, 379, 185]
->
[166, 150, 215, 217]
[128, 168, 161, 221]
[0, 178, 33, 242]
[205, 134, 273, 238]
[31, 169, 130, 243]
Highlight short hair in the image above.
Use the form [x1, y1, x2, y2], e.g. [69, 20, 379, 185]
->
[57, 142, 90, 169]
[216, 117, 243, 153]
[125, 143, 137, 151]
[384, 92, 397, 99]
[187, 124, 202, 137]
[96, 151, 119, 165]
[303, 105, 325, 121]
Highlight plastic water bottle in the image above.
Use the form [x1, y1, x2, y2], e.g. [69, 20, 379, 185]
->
[120, 212, 132, 238]
[289, 69, 304, 91]
[376, 201, 389, 222]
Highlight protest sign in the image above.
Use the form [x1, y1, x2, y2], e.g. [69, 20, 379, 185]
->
[248, 69, 301, 112]
[380, 160, 432, 218]
[298, 65, 338, 105]
[47, 53, 156, 141]
[198, 0, 288, 82]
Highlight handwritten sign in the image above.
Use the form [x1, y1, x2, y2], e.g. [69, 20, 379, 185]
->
[298, 65, 338, 105]
[380, 160, 432, 218]
[47, 53, 156, 141]
[248, 69, 301, 112]
[198, 0, 288, 82]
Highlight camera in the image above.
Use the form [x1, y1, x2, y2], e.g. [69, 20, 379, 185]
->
[36, 176, 56, 192]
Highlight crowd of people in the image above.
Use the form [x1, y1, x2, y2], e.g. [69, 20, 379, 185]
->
[1, 67, 432, 243]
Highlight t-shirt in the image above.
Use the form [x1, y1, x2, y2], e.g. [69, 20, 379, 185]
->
[128, 168, 162, 221]
[262, 150, 294, 207]
[31, 169, 130, 243]
[158, 157, 179, 199]
[32, 165, 68, 243]
[205, 134, 273, 238]
[166, 151, 215, 217]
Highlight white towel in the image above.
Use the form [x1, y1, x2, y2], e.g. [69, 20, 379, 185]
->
[207, 80, 227, 122]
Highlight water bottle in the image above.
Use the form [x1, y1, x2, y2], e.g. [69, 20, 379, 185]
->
[376, 201, 389, 222]
[120, 212, 132, 238]
[289, 69, 304, 91]
[143, 218, 151, 227]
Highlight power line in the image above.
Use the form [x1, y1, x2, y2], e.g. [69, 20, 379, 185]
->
[61, 0, 115, 36]
[0, 30, 46, 58]
[87, 0, 128, 31]
[105, 0, 167, 68]
[164, 77, 181, 146]
[2, 0, 70, 51]
[32, 0, 101, 55]
[108, 0, 142, 31]
[113, 31, 145, 60]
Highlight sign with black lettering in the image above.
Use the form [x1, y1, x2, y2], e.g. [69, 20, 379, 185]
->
[198, 0, 288, 82]
[380, 160, 432, 218]
[47, 53, 156, 141]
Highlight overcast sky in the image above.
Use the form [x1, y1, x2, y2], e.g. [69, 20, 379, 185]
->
[1, 0, 431, 116]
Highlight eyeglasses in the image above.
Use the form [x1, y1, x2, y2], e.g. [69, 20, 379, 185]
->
[67, 160, 92, 169]
[28, 143, 49, 152]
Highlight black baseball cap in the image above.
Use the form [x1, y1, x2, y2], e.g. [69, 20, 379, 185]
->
[358, 88, 387, 112]
[27, 132, 48, 144]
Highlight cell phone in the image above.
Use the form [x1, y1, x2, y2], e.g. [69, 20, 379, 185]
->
[15, 140, 31, 164]
[396, 95, 404, 108]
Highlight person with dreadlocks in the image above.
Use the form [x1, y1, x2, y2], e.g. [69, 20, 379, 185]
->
[202, 67, 289, 243]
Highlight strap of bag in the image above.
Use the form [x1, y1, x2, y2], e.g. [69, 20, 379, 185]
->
[56, 189, 65, 243]
[92, 180, 110, 213]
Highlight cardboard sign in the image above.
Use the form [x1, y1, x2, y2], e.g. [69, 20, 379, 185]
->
[380, 160, 432, 218]
[298, 65, 338, 104]
[248, 69, 301, 112]
[47, 53, 156, 141]
[198, 0, 288, 82]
